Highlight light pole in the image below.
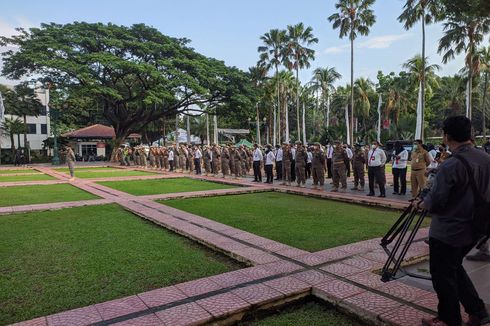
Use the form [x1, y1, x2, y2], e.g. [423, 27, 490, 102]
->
[50, 106, 60, 165]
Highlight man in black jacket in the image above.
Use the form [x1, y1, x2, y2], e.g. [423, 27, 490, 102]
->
[419, 116, 489, 326]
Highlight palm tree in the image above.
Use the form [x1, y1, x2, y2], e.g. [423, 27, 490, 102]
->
[272, 70, 296, 142]
[328, 0, 376, 144]
[477, 46, 490, 137]
[310, 67, 342, 133]
[438, 14, 490, 120]
[1, 116, 24, 158]
[249, 64, 269, 144]
[354, 77, 375, 138]
[431, 75, 466, 116]
[403, 54, 441, 92]
[283, 23, 318, 144]
[258, 29, 287, 144]
[398, 0, 442, 140]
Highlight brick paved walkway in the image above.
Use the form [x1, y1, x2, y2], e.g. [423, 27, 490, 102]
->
[6, 166, 488, 326]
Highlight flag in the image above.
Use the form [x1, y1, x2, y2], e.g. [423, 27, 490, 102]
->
[377, 94, 382, 143]
[0, 91, 5, 121]
[414, 81, 423, 140]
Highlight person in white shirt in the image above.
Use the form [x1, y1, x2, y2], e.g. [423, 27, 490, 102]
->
[344, 145, 353, 177]
[391, 141, 408, 195]
[326, 143, 334, 178]
[264, 144, 275, 183]
[252, 144, 263, 182]
[168, 147, 175, 171]
[275, 145, 283, 181]
[193, 145, 202, 175]
[290, 144, 297, 182]
[306, 147, 313, 179]
[367, 141, 387, 197]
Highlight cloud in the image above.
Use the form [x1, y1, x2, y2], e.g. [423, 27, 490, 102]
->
[324, 44, 350, 54]
[359, 33, 411, 49]
[323, 33, 412, 54]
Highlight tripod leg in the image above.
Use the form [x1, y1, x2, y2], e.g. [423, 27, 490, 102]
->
[381, 203, 415, 246]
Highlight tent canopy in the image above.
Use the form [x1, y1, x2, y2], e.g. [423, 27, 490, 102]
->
[235, 139, 253, 148]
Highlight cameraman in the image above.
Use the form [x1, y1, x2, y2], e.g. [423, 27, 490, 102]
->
[418, 116, 489, 326]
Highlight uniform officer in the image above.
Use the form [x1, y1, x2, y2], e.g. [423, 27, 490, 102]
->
[311, 142, 326, 190]
[294, 141, 307, 187]
[331, 140, 348, 192]
[351, 143, 366, 191]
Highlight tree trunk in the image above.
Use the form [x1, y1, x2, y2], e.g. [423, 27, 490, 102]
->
[302, 102, 306, 144]
[285, 99, 290, 143]
[256, 104, 261, 146]
[468, 48, 473, 121]
[276, 65, 281, 144]
[420, 12, 426, 141]
[296, 66, 301, 142]
[175, 114, 180, 145]
[186, 114, 191, 144]
[206, 113, 210, 145]
[110, 133, 129, 162]
[17, 133, 21, 150]
[482, 72, 488, 138]
[350, 38, 355, 145]
[23, 114, 27, 149]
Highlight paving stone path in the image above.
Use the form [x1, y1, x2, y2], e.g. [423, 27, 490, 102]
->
[6, 165, 485, 326]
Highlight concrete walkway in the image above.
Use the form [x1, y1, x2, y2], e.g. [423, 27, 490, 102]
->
[6, 166, 489, 326]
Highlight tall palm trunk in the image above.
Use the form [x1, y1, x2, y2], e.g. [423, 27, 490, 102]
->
[467, 42, 473, 120]
[285, 99, 290, 142]
[302, 102, 306, 144]
[482, 71, 488, 138]
[420, 15, 426, 141]
[296, 66, 301, 142]
[350, 38, 354, 144]
[276, 65, 281, 143]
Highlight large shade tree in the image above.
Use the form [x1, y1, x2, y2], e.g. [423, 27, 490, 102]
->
[328, 0, 376, 144]
[0, 22, 254, 157]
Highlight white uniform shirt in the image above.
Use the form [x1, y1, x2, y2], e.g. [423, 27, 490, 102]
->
[345, 147, 353, 159]
[253, 148, 263, 161]
[291, 147, 297, 160]
[194, 149, 202, 159]
[392, 149, 408, 169]
[168, 150, 174, 161]
[326, 145, 334, 159]
[307, 152, 313, 163]
[275, 148, 283, 162]
[367, 147, 387, 167]
[265, 151, 275, 165]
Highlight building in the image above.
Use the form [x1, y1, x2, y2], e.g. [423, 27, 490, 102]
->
[62, 124, 141, 159]
[0, 85, 51, 151]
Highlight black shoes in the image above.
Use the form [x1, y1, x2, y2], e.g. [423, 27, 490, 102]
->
[366, 193, 375, 197]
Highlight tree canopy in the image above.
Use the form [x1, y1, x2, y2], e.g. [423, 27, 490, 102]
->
[0, 22, 255, 148]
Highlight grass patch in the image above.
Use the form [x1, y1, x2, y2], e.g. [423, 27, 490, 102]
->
[0, 204, 240, 325]
[54, 166, 117, 172]
[0, 184, 97, 207]
[99, 177, 236, 196]
[240, 301, 363, 326]
[164, 192, 429, 252]
[68, 170, 157, 179]
[0, 169, 40, 174]
[0, 174, 55, 182]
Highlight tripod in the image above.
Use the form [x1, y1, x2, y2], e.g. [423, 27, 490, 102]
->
[380, 200, 430, 282]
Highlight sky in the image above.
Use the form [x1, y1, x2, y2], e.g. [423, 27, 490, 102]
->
[0, 0, 466, 86]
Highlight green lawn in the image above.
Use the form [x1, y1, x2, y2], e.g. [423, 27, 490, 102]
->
[68, 170, 157, 179]
[164, 192, 428, 252]
[240, 302, 362, 326]
[54, 166, 118, 172]
[0, 169, 40, 174]
[0, 204, 240, 325]
[99, 177, 236, 196]
[0, 184, 98, 207]
[0, 174, 55, 182]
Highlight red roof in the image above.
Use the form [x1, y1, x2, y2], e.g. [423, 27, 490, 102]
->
[62, 124, 115, 139]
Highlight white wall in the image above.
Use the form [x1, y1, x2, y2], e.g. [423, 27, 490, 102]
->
[1, 114, 50, 150]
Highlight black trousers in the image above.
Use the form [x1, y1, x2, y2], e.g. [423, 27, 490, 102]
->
[305, 162, 312, 179]
[265, 164, 273, 183]
[368, 166, 385, 195]
[253, 161, 262, 181]
[327, 159, 332, 178]
[392, 167, 407, 194]
[194, 158, 201, 175]
[345, 160, 351, 177]
[169, 160, 174, 171]
[275, 161, 283, 180]
[429, 238, 487, 325]
[291, 160, 296, 181]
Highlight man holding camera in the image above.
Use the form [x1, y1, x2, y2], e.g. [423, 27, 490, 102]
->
[419, 116, 489, 326]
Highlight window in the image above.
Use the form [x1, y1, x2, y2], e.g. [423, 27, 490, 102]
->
[41, 124, 47, 134]
[81, 144, 97, 157]
[27, 124, 37, 134]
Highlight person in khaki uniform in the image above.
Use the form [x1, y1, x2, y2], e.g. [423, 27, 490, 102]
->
[294, 141, 307, 187]
[311, 142, 326, 190]
[64, 145, 76, 180]
[211, 144, 220, 176]
[351, 143, 366, 191]
[410, 139, 432, 198]
[231, 146, 242, 178]
[203, 146, 212, 176]
[220, 146, 230, 178]
[281, 143, 292, 185]
[239, 145, 248, 177]
[331, 140, 348, 192]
